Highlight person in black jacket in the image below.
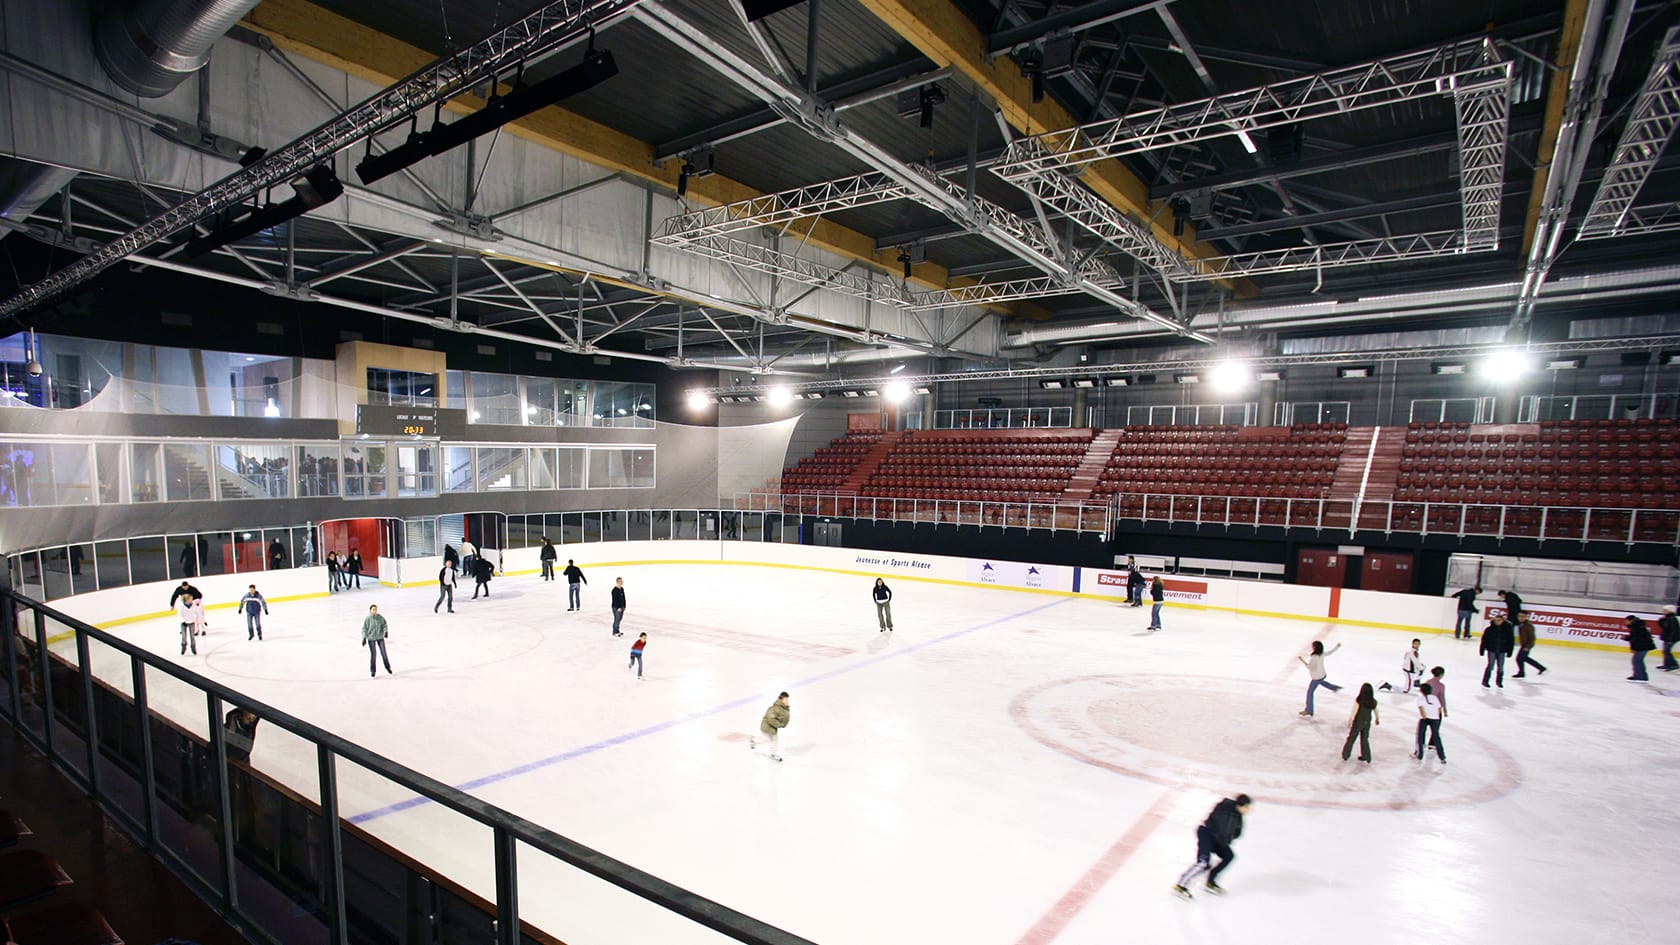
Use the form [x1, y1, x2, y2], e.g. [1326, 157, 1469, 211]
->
[563, 559, 586, 611]
[1497, 589, 1522, 626]
[442, 543, 459, 573]
[1174, 794, 1251, 898]
[168, 579, 203, 609]
[1625, 615, 1656, 681]
[873, 578, 894, 632]
[1452, 585, 1481, 639]
[223, 708, 259, 764]
[539, 537, 558, 582]
[1657, 605, 1679, 672]
[345, 550, 364, 589]
[1480, 613, 1515, 688]
[1126, 562, 1146, 608]
[611, 577, 627, 637]
[471, 555, 494, 599]
[435, 562, 456, 614]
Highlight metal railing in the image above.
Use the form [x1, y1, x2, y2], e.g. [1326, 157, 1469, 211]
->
[0, 588, 815, 945]
[738, 491, 1113, 537]
[1107, 491, 1680, 545]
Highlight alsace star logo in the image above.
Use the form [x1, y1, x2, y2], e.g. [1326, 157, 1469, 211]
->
[981, 562, 995, 571]
[1027, 566, 1040, 575]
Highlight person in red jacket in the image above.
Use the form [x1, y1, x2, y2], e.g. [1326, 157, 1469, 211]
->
[628, 632, 647, 679]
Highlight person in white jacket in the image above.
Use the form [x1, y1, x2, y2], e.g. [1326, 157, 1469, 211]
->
[1379, 639, 1426, 694]
[175, 593, 198, 655]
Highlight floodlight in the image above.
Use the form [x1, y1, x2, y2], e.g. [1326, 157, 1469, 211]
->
[1071, 377, 1097, 388]
[884, 381, 911, 403]
[1544, 358, 1583, 371]
[1175, 373, 1201, 384]
[1040, 379, 1065, 389]
[1479, 349, 1531, 379]
[862, 388, 880, 397]
[768, 386, 794, 407]
[1209, 360, 1249, 393]
[1104, 376, 1129, 387]
[686, 390, 711, 411]
[1337, 365, 1374, 379]
[841, 389, 861, 398]
[1256, 369, 1285, 382]
[1432, 362, 1466, 376]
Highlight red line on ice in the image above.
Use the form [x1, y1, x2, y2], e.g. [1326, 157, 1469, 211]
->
[1012, 791, 1174, 945]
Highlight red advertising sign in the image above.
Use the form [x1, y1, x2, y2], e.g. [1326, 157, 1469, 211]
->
[1090, 571, 1208, 602]
[1483, 603, 1639, 645]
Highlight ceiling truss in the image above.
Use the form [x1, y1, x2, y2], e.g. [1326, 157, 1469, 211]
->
[1577, 26, 1680, 240]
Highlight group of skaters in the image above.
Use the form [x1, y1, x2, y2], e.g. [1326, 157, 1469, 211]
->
[1454, 584, 1679, 681]
[1122, 558, 1168, 630]
[168, 580, 271, 655]
[324, 550, 366, 592]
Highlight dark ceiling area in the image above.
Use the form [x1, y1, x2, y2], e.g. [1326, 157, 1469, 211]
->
[5, 0, 1680, 371]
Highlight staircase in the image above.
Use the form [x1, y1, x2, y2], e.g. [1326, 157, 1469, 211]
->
[1060, 428, 1122, 502]
[1356, 427, 1406, 529]
[1320, 426, 1374, 529]
[837, 430, 904, 493]
[162, 443, 216, 500]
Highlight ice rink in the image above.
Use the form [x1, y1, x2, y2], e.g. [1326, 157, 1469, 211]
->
[68, 561, 1677, 945]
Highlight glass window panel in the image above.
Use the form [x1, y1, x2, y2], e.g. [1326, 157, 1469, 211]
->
[763, 512, 782, 543]
[543, 513, 565, 542]
[445, 370, 465, 409]
[557, 447, 585, 488]
[95, 442, 123, 504]
[41, 547, 73, 600]
[367, 368, 438, 406]
[674, 510, 697, 539]
[630, 510, 655, 541]
[743, 512, 764, 541]
[67, 544, 95, 594]
[470, 372, 521, 425]
[556, 380, 589, 427]
[215, 443, 289, 499]
[342, 443, 387, 497]
[394, 444, 437, 497]
[153, 347, 198, 415]
[294, 526, 318, 567]
[163, 442, 213, 501]
[262, 529, 293, 570]
[505, 515, 530, 549]
[444, 446, 474, 492]
[476, 447, 527, 491]
[94, 540, 130, 589]
[14, 551, 43, 598]
[561, 512, 582, 544]
[228, 353, 296, 418]
[128, 537, 167, 584]
[529, 448, 558, 489]
[196, 532, 235, 577]
[603, 511, 628, 541]
[1442, 398, 1478, 423]
[581, 511, 602, 542]
[720, 511, 741, 540]
[167, 534, 201, 578]
[0, 442, 38, 507]
[295, 444, 338, 497]
[629, 449, 655, 488]
[525, 377, 558, 425]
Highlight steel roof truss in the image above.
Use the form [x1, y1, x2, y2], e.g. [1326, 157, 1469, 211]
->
[1577, 26, 1680, 240]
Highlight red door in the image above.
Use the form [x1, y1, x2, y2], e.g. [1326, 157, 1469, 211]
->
[1296, 548, 1345, 588]
[1361, 551, 1414, 593]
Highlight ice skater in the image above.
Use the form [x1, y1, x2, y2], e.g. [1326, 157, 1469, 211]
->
[168, 579, 203, 609]
[1126, 558, 1145, 607]
[326, 551, 342, 592]
[1480, 613, 1514, 688]
[1657, 605, 1678, 672]
[1413, 681, 1445, 763]
[1298, 640, 1342, 717]
[750, 691, 791, 762]
[435, 561, 456, 613]
[539, 537, 557, 582]
[610, 577, 627, 636]
[1513, 612, 1548, 678]
[176, 592, 198, 655]
[1427, 666, 1449, 718]
[1173, 793, 1251, 899]
[189, 592, 209, 638]
[1379, 638, 1425, 693]
[361, 604, 392, 677]
[471, 554, 494, 599]
[1342, 684, 1379, 763]
[1497, 589, 1522, 626]
[239, 584, 268, 641]
[1451, 584, 1480, 639]
[345, 550, 364, 589]
[628, 632, 647, 679]
[1148, 575, 1165, 630]
[563, 559, 587, 611]
[872, 577, 894, 632]
[1625, 615, 1656, 681]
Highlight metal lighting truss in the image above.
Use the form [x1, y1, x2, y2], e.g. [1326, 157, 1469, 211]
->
[654, 172, 913, 245]
[0, 0, 643, 317]
[1172, 230, 1468, 282]
[634, 3, 1207, 341]
[1588, 201, 1680, 237]
[1578, 27, 1680, 240]
[905, 265, 1128, 311]
[679, 234, 914, 306]
[995, 39, 1511, 277]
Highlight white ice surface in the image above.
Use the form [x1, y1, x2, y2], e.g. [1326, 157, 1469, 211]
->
[68, 564, 1679, 945]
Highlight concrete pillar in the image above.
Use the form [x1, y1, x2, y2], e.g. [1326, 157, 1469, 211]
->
[1494, 392, 1520, 424]
[1256, 380, 1279, 427]
[1072, 389, 1089, 426]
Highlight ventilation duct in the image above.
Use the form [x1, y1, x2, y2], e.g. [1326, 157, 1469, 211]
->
[94, 0, 263, 98]
[0, 161, 78, 222]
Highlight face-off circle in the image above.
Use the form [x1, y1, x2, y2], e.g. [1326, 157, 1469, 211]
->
[1011, 674, 1522, 810]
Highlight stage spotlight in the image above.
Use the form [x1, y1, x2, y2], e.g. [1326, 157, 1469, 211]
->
[356, 47, 619, 186]
[186, 164, 343, 257]
[918, 84, 945, 129]
[1209, 360, 1249, 393]
[899, 250, 913, 279]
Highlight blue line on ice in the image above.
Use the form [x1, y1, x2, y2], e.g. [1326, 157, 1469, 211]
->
[348, 595, 1074, 824]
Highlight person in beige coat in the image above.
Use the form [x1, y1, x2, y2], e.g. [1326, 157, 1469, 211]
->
[750, 692, 791, 762]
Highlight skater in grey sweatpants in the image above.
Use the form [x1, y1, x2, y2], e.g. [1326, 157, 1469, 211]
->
[873, 578, 894, 631]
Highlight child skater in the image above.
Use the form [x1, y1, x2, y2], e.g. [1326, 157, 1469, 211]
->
[1342, 683, 1379, 763]
[628, 632, 647, 679]
[1298, 640, 1342, 717]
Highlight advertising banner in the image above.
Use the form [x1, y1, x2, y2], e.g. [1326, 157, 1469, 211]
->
[966, 559, 1066, 591]
[1084, 570, 1209, 602]
[1482, 603, 1645, 646]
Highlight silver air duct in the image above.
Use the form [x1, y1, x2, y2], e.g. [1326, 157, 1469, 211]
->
[94, 0, 263, 98]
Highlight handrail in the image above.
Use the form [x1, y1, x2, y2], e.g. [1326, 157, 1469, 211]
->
[1, 586, 817, 945]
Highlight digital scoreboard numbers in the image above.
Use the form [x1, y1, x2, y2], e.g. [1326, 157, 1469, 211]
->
[357, 404, 467, 438]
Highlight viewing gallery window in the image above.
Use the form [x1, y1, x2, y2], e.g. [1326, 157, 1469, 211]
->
[367, 368, 437, 406]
